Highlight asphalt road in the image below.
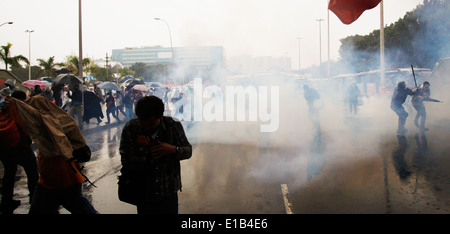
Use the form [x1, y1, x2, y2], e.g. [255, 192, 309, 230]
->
[5, 95, 450, 214]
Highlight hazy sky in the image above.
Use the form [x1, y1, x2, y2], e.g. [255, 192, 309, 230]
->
[1, 0, 424, 70]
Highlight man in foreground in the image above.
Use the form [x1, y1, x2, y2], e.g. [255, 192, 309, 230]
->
[119, 96, 192, 214]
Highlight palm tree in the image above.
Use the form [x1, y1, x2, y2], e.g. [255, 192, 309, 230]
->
[62, 55, 94, 76]
[37, 56, 64, 77]
[0, 43, 29, 71]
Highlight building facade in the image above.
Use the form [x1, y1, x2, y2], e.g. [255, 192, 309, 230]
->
[111, 46, 224, 69]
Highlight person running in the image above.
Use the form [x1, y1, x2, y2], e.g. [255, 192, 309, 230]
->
[105, 91, 121, 124]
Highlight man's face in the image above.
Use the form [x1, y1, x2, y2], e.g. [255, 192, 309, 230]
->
[424, 84, 430, 90]
[139, 116, 162, 133]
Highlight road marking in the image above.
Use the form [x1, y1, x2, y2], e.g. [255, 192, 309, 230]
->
[280, 184, 294, 214]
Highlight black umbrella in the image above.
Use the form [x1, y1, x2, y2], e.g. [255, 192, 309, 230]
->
[53, 74, 83, 85]
[119, 76, 134, 84]
[55, 68, 73, 74]
[126, 79, 144, 88]
[98, 81, 121, 91]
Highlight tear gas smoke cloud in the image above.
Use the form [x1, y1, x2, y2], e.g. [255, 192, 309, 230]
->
[170, 78, 279, 133]
[174, 0, 450, 192]
[176, 57, 449, 193]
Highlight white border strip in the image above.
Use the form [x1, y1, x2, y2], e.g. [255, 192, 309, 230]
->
[281, 184, 294, 214]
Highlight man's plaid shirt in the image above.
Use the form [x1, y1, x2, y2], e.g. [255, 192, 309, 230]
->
[119, 116, 192, 200]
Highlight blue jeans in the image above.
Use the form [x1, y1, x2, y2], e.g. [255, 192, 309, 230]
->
[125, 106, 134, 120]
[391, 104, 408, 130]
[29, 183, 98, 214]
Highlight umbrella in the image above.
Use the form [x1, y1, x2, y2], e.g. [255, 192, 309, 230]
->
[53, 74, 83, 86]
[98, 81, 120, 91]
[119, 76, 134, 83]
[22, 80, 50, 89]
[127, 79, 144, 87]
[132, 84, 148, 92]
[38, 77, 53, 83]
[145, 82, 163, 88]
[55, 68, 73, 74]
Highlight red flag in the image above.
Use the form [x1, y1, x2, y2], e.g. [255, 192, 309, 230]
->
[328, 0, 382, 24]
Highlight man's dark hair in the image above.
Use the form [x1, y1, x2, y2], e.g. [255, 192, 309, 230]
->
[11, 90, 27, 101]
[135, 95, 164, 119]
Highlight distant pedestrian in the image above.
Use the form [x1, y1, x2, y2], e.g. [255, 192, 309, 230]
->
[61, 86, 70, 112]
[30, 85, 42, 97]
[41, 87, 53, 102]
[94, 84, 104, 103]
[391, 81, 414, 134]
[52, 84, 64, 107]
[105, 91, 121, 124]
[347, 82, 361, 114]
[83, 90, 104, 125]
[119, 96, 192, 214]
[303, 84, 321, 134]
[123, 90, 135, 120]
[67, 84, 83, 129]
[115, 90, 126, 118]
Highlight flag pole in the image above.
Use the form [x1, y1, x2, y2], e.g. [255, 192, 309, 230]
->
[78, 0, 84, 128]
[380, 0, 385, 93]
[327, 3, 330, 79]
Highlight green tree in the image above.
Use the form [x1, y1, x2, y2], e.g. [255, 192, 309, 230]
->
[0, 43, 29, 71]
[62, 55, 95, 76]
[37, 56, 64, 77]
[118, 67, 135, 78]
[129, 62, 148, 78]
[10, 64, 43, 82]
[90, 64, 115, 81]
[338, 0, 449, 72]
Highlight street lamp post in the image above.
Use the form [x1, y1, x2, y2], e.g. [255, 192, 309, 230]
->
[25, 30, 35, 80]
[154, 17, 174, 85]
[0, 22, 13, 28]
[297, 37, 302, 76]
[316, 19, 324, 77]
[79, 0, 84, 81]
[327, 9, 331, 79]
